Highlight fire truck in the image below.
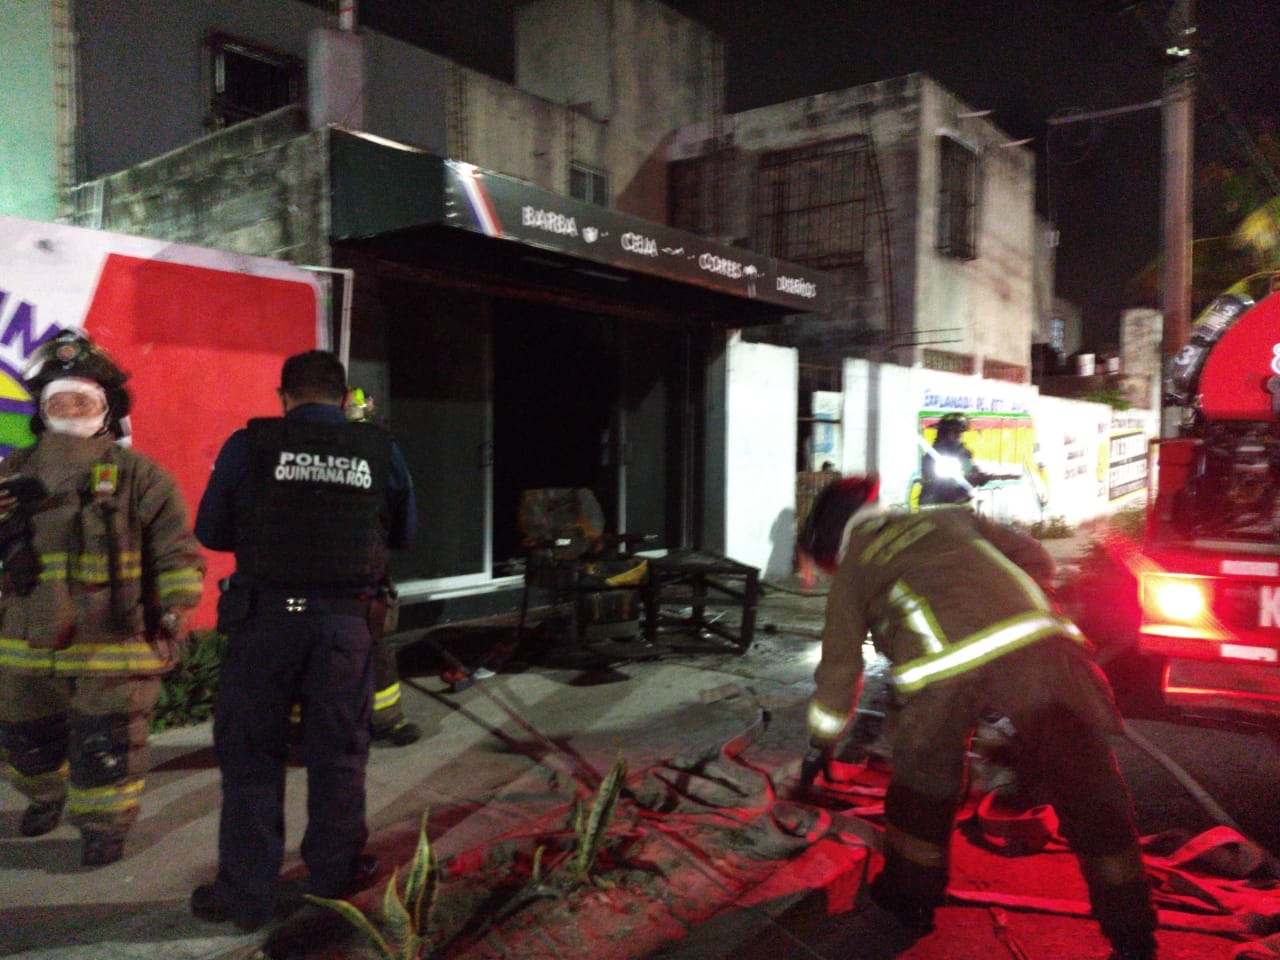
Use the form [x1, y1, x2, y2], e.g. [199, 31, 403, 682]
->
[1139, 289, 1280, 719]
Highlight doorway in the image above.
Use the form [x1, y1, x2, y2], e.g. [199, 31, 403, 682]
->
[492, 302, 620, 567]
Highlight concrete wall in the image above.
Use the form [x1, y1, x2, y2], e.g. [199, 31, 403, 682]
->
[914, 79, 1036, 374]
[724, 336, 798, 577]
[515, 0, 720, 220]
[841, 358, 1155, 526]
[450, 67, 608, 193]
[73, 1, 454, 178]
[66, 109, 329, 266]
[0, 0, 61, 220]
[671, 74, 1036, 377]
[673, 74, 921, 345]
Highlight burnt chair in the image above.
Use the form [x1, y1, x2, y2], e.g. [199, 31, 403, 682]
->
[516, 488, 653, 644]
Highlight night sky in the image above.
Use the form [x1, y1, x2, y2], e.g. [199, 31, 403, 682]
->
[336, 0, 1280, 349]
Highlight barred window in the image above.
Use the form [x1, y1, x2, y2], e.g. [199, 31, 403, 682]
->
[205, 33, 303, 131]
[669, 149, 731, 236]
[982, 358, 1027, 384]
[922, 348, 975, 376]
[937, 135, 979, 260]
[753, 136, 871, 271]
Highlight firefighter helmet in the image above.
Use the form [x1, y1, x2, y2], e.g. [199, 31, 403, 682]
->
[797, 474, 880, 574]
[23, 330, 131, 434]
[935, 412, 969, 442]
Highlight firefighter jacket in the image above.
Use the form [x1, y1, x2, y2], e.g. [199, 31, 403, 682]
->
[0, 431, 205, 675]
[807, 504, 1084, 742]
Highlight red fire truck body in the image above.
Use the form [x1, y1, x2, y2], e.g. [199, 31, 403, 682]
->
[1140, 290, 1280, 719]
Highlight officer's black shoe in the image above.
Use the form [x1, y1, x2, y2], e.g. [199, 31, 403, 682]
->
[80, 830, 125, 868]
[189, 883, 273, 933]
[343, 853, 380, 894]
[1107, 931, 1158, 960]
[373, 720, 421, 747]
[19, 800, 64, 837]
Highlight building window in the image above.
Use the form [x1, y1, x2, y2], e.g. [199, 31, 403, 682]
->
[922, 348, 975, 376]
[982, 358, 1027, 384]
[753, 136, 872, 271]
[937, 135, 979, 260]
[569, 163, 609, 206]
[205, 32, 303, 132]
[669, 148, 732, 237]
[1050, 316, 1066, 353]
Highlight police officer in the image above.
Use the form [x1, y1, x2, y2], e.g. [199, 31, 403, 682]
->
[797, 476, 1158, 960]
[190, 351, 417, 932]
[0, 330, 205, 867]
[919, 413, 990, 505]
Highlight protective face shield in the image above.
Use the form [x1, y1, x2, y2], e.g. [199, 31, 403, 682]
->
[23, 331, 131, 437]
[40, 378, 109, 437]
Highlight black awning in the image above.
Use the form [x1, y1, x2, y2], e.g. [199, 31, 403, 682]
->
[328, 129, 829, 318]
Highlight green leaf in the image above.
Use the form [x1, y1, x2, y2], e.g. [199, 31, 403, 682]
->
[572, 754, 627, 882]
[403, 808, 438, 935]
[304, 894, 396, 960]
[382, 867, 412, 950]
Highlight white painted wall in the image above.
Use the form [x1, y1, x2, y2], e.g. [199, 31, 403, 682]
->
[724, 337, 798, 579]
[839, 359, 1156, 527]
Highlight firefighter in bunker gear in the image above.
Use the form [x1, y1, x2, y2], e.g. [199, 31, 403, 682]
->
[346, 388, 419, 747]
[919, 413, 992, 506]
[190, 351, 417, 932]
[797, 476, 1158, 960]
[0, 331, 205, 867]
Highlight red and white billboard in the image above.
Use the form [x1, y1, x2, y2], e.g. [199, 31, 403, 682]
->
[0, 215, 324, 628]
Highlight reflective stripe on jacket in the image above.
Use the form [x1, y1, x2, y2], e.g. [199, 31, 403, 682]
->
[0, 433, 204, 675]
[809, 505, 1081, 739]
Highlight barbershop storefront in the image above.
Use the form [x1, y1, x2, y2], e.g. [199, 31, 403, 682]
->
[326, 131, 828, 622]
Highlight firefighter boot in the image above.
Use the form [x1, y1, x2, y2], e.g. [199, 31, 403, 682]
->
[20, 800, 64, 837]
[373, 719, 421, 747]
[81, 827, 126, 867]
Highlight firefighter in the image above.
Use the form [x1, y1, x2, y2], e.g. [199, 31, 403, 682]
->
[0, 330, 205, 867]
[190, 351, 417, 932]
[919, 413, 991, 505]
[797, 476, 1158, 960]
[345, 388, 419, 747]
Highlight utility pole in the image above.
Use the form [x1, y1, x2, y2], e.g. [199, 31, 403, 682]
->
[1161, 0, 1196, 436]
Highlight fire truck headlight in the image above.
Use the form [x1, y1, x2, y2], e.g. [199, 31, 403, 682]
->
[1145, 575, 1209, 623]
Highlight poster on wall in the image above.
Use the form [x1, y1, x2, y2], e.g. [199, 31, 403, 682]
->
[0, 215, 324, 628]
[1108, 411, 1154, 502]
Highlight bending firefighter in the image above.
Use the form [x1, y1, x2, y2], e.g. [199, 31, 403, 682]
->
[797, 476, 1158, 960]
[0, 331, 205, 867]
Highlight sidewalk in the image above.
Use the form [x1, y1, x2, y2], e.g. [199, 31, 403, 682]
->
[0, 587, 828, 960]
[3, 528, 1259, 960]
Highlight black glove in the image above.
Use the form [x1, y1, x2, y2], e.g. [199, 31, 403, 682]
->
[799, 740, 835, 792]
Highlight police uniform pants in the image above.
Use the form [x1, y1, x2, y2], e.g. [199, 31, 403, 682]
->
[211, 610, 374, 924]
[877, 636, 1157, 950]
[0, 670, 161, 838]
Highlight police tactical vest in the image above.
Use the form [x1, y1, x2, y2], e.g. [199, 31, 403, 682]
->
[237, 418, 391, 588]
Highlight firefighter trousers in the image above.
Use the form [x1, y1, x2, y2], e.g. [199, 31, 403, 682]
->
[875, 636, 1157, 951]
[0, 670, 162, 838]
